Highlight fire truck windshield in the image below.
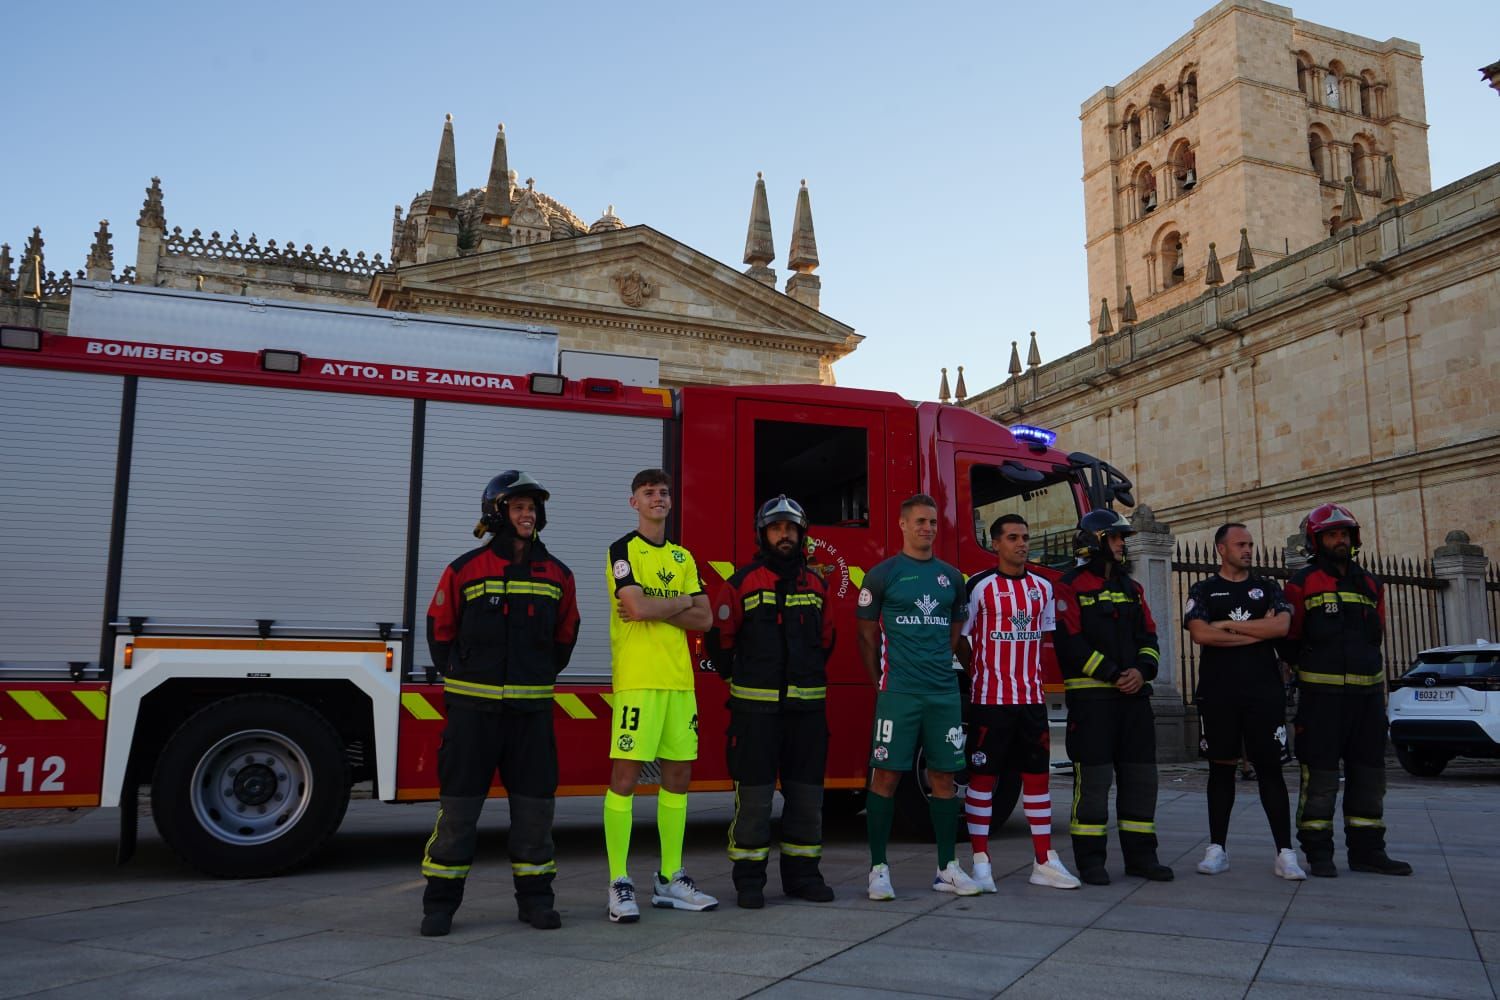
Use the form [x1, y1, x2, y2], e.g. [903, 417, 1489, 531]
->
[969, 465, 1081, 571]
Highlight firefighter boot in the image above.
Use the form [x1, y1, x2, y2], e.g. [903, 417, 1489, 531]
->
[1117, 763, 1173, 881]
[779, 781, 833, 902]
[730, 783, 775, 908]
[420, 795, 484, 935]
[510, 795, 561, 929]
[1070, 763, 1113, 885]
[1296, 766, 1339, 877]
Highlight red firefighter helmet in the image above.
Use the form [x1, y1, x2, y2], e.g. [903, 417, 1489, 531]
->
[1303, 502, 1361, 555]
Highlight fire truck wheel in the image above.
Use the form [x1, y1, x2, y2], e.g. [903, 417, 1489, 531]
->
[151, 694, 350, 878]
[892, 750, 1021, 840]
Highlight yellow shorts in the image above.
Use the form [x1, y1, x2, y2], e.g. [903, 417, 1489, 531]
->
[610, 688, 699, 762]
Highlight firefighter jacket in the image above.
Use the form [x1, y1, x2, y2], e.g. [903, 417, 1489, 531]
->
[427, 536, 580, 711]
[1054, 563, 1160, 700]
[1280, 557, 1384, 693]
[712, 554, 834, 713]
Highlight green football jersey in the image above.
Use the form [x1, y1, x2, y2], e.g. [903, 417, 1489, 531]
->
[856, 552, 966, 693]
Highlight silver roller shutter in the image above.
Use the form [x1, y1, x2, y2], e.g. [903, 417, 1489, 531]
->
[417, 402, 666, 679]
[118, 379, 412, 631]
[0, 369, 121, 672]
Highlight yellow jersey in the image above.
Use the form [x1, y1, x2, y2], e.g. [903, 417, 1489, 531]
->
[606, 531, 705, 691]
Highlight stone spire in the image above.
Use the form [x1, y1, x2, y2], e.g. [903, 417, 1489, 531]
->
[954, 365, 968, 403]
[0, 243, 13, 298]
[1008, 341, 1022, 378]
[1120, 284, 1138, 323]
[390, 205, 405, 264]
[742, 172, 776, 287]
[938, 367, 951, 403]
[418, 115, 461, 263]
[1341, 175, 1362, 228]
[476, 123, 514, 252]
[1027, 331, 1041, 369]
[1380, 155, 1404, 206]
[1205, 242, 1224, 286]
[1097, 298, 1113, 336]
[86, 220, 114, 282]
[589, 205, 626, 233]
[18, 227, 44, 299]
[134, 177, 165, 286]
[1235, 228, 1255, 272]
[785, 179, 820, 309]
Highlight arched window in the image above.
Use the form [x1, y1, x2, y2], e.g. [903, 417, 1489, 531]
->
[1308, 131, 1326, 180]
[1181, 70, 1199, 116]
[1124, 107, 1142, 150]
[1351, 135, 1379, 192]
[1359, 71, 1375, 117]
[1149, 85, 1172, 135]
[1160, 230, 1184, 288]
[1170, 140, 1197, 198]
[1295, 52, 1313, 98]
[1325, 61, 1345, 109]
[1137, 164, 1158, 215]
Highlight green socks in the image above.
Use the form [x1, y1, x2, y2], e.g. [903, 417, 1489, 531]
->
[866, 791, 895, 867]
[930, 795, 961, 869]
[657, 789, 688, 877]
[603, 789, 634, 881]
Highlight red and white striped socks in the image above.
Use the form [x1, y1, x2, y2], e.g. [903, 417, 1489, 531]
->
[1022, 772, 1052, 863]
[965, 774, 995, 856]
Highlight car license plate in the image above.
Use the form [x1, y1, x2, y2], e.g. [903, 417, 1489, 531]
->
[1413, 689, 1455, 701]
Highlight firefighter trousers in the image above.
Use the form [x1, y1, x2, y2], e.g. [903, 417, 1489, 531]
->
[1294, 687, 1388, 861]
[725, 707, 829, 894]
[421, 701, 559, 918]
[1065, 696, 1160, 873]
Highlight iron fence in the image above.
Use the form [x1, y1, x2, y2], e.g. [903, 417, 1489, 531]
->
[1487, 561, 1500, 643]
[1170, 543, 1446, 704]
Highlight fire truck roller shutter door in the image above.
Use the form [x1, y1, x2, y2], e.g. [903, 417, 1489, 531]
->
[416, 401, 666, 679]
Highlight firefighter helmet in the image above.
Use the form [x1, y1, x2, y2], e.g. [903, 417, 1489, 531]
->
[475, 470, 550, 538]
[755, 494, 808, 550]
[1303, 502, 1360, 556]
[1074, 509, 1134, 561]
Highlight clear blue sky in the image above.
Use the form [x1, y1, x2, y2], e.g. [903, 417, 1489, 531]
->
[4, 1, 1495, 400]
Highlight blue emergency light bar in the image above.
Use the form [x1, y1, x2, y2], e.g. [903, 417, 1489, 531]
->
[1008, 424, 1057, 448]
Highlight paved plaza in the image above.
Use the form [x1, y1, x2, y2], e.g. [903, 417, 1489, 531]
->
[1, 761, 1497, 999]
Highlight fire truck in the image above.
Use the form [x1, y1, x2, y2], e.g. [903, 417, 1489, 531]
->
[0, 285, 1132, 876]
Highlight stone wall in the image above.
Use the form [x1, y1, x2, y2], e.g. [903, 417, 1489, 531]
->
[969, 160, 1500, 557]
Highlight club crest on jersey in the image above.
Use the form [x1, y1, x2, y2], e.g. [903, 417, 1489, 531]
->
[1184, 598, 1195, 614]
[612, 559, 631, 580]
[937, 574, 950, 588]
[857, 587, 874, 607]
[672, 550, 686, 563]
[945, 727, 966, 750]
[970, 750, 987, 767]
[617, 734, 635, 752]
[1249, 588, 1264, 600]
[1229, 607, 1252, 622]
[872, 745, 889, 762]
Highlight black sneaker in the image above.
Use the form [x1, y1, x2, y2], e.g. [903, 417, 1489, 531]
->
[1307, 857, 1338, 878]
[1125, 862, 1175, 881]
[420, 911, 453, 937]
[737, 887, 766, 909]
[519, 907, 562, 929]
[786, 882, 835, 902]
[1349, 852, 1413, 876]
[1080, 867, 1111, 886]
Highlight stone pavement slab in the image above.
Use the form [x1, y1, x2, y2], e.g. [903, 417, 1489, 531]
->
[998, 956, 1249, 999]
[1255, 943, 1496, 999]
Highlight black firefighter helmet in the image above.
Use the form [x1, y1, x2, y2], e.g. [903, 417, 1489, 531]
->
[1074, 508, 1135, 562]
[475, 470, 550, 539]
[755, 494, 808, 552]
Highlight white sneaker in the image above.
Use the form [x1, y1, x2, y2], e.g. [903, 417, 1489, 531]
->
[1275, 848, 1308, 881]
[608, 877, 640, 923]
[1197, 844, 1229, 875]
[970, 852, 997, 893]
[867, 863, 895, 901]
[651, 869, 718, 911]
[933, 860, 981, 896]
[1028, 850, 1082, 889]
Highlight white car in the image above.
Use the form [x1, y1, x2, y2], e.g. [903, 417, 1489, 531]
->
[1388, 640, 1500, 776]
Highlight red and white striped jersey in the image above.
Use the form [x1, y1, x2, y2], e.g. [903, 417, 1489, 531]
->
[962, 568, 1055, 705]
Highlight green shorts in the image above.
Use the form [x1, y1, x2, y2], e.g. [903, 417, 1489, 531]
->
[610, 688, 699, 762]
[869, 689, 965, 773]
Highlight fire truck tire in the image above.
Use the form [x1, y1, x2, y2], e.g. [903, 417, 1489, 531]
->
[151, 694, 350, 878]
[892, 749, 1021, 840]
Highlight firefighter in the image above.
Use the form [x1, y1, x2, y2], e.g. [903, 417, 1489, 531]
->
[419, 471, 580, 935]
[711, 495, 837, 909]
[1281, 503, 1411, 877]
[1054, 509, 1173, 885]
